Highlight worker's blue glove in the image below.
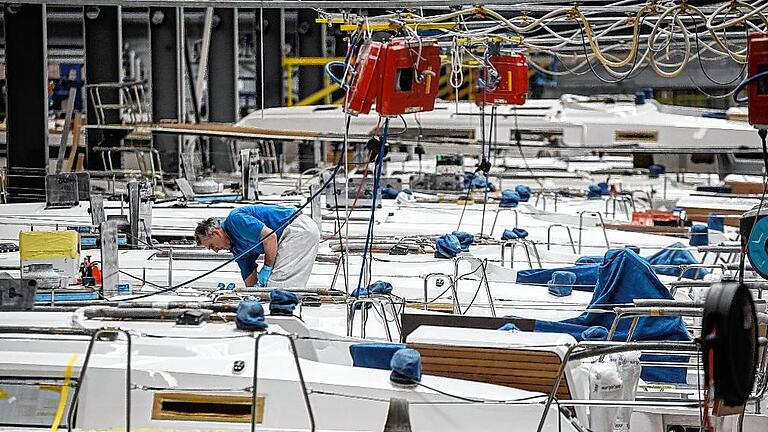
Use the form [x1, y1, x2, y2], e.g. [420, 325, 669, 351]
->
[257, 265, 273, 287]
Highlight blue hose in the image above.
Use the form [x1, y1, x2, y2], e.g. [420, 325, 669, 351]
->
[733, 70, 768, 104]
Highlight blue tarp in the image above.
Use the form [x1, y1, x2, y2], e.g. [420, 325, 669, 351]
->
[531, 249, 691, 383]
[570, 244, 704, 280]
[517, 264, 599, 291]
[646, 242, 708, 280]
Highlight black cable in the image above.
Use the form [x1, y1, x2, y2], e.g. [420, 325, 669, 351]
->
[356, 118, 389, 291]
[513, 106, 545, 189]
[461, 277, 485, 315]
[577, 16, 645, 84]
[456, 183, 474, 231]
[686, 11, 746, 87]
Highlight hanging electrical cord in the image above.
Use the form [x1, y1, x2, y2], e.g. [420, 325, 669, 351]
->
[577, 15, 647, 84]
[356, 118, 389, 291]
[513, 106, 545, 190]
[686, 10, 747, 87]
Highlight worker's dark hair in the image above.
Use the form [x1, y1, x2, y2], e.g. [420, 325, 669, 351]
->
[195, 217, 221, 245]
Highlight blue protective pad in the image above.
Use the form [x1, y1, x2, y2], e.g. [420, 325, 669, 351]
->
[452, 231, 475, 252]
[500, 190, 520, 208]
[235, 301, 268, 331]
[435, 234, 462, 258]
[389, 348, 422, 384]
[350, 343, 405, 370]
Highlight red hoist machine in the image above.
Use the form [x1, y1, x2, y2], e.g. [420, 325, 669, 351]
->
[345, 38, 441, 117]
[748, 33, 768, 129]
[475, 52, 529, 106]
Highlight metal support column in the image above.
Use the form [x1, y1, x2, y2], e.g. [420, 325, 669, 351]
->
[296, 9, 325, 100]
[83, 5, 123, 170]
[150, 7, 185, 177]
[256, 8, 284, 108]
[207, 8, 238, 172]
[4, 4, 48, 202]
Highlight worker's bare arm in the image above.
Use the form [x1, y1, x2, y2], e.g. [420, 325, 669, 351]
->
[260, 226, 278, 267]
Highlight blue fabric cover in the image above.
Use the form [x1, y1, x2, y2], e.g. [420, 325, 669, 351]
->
[646, 242, 708, 280]
[587, 184, 602, 199]
[471, 176, 495, 191]
[689, 224, 709, 246]
[582, 326, 609, 340]
[517, 264, 599, 291]
[649, 164, 666, 178]
[390, 348, 422, 384]
[401, 188, 413, 195]
[575, 246, 640, 266]
[350, 343, 405, 370]
[499, 190, 520, 208]
[452, 231, 475, 252]
[235, 301, 268, 331]
[381, 187, 399, 199]
[548, 271, 576, 297]
[351, 280, 394, 297]
[532, 249, 691, 383]
[463, 172, 475, 189]
[435, 234, 462, 258]
[350, 281, 394, 310]
[598, 182, 610, 195]
[269, 288, 299, 316]
[222, 205, 296, 279]
[708, 213, 725, 232]
[463, 172, 495, 191]
[498, 323, 520, 332]
[515, 185, 532, 202]
[575, 256, 603, 265]
[501, 227, 529, 240]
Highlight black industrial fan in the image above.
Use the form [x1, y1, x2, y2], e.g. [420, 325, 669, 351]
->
[701, 281, 758, 407]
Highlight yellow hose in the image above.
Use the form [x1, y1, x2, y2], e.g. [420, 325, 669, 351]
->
[50, 354, 78, 432]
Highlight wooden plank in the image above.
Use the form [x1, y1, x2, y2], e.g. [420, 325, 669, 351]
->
[681, 207, 743, 227]
[726, 181, 767, 195]
[603, 223, 688, 235]
[409, 344, 562, 362]
[421, 358, 562, 373]
[75, 154, 85, 171]
[412, 342, 571, 399]
[65, 112, 82, 172]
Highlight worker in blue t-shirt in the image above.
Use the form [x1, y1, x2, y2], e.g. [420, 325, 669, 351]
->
[195, 204, 320, 288]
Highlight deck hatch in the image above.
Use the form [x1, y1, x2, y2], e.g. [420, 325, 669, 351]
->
[152, 392, 264, 424]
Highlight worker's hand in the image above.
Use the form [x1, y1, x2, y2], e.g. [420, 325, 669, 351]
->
[257, 265, 273, 287]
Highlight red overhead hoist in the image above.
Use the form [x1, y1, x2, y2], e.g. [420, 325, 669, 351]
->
[748, 33, 768, 129]
[475, 52, 529, 106]
[345, 38, 441, 117]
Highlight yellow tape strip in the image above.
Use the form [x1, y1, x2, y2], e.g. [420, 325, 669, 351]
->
[50, 354, 78, 432]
